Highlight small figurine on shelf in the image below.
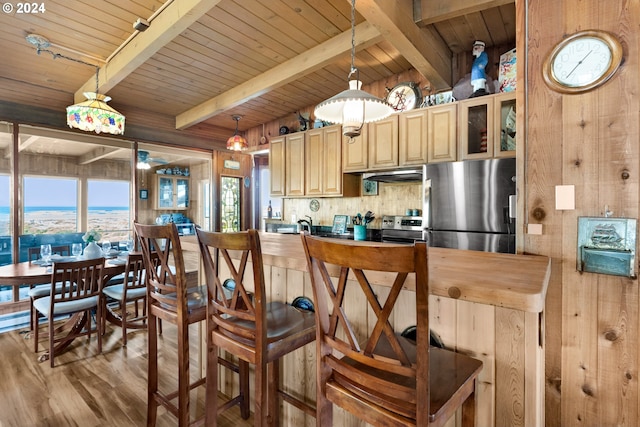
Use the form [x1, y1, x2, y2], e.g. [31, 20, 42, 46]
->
[470, 40, 488, 97]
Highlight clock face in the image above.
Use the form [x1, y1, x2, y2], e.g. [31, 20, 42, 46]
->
[543, 30, 623, 94]
[551, 37, 612, 87]
[386, 83, 421, 112]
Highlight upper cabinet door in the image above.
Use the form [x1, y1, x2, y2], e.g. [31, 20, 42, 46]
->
[322, 125, 343, 195]
[427, 103, 457, 163]
[399, 109, 428, 166]
[368, 115, 399, 170]
[493, 92, 516, 158]
[343, 125, 368, 172]
[458, 96, 495, 160]
[305, 129, 324, 196]
[269, 136, 286, 197]
[285, 133, 305, 196]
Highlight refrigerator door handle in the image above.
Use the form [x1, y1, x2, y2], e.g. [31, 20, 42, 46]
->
[508, 194, 517, 219]
[422, 173, 432, 228]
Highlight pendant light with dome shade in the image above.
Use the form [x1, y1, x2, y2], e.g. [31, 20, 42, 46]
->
[227, 115, 248, 151]
[313, 0, 393, 141]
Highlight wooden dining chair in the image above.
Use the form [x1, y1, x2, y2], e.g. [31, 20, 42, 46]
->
[134, 222, 207, 427]
[301, 234, 483, 427]
[28, 244, 72, 330]
[196, 228, 316, 427]
[102, 252, 152, 346]
[32, 256, 105, 367]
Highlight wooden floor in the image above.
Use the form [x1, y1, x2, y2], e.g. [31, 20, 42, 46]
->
[0, 316, 254, 426]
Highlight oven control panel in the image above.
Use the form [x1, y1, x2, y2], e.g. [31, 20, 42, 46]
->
[382, 215, 423, 230]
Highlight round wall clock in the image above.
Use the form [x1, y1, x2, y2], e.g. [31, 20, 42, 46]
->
[385, 82, 422, 112]
[309, 199, 320, 212]
[542, 30, 623, 94]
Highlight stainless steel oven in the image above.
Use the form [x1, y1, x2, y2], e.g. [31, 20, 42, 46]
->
[381, 216, 424, 244]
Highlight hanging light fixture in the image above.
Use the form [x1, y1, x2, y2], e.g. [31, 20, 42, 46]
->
[227, 115, 248, 151]
[313, 0, 393, 140]
[66, 67, 125, 135]
[25, 34, 125, 136]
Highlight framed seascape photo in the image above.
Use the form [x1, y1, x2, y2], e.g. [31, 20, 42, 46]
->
[139, 189, 148, 200]
[363, 179, 378, 196]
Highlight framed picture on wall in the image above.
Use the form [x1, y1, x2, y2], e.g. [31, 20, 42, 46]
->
[139, 189, 148, 200]
[363, 179, 378, 196]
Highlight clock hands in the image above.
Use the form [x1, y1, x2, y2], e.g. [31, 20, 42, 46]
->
[565, 50, 593, 79]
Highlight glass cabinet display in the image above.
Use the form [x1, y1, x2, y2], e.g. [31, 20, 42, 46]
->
[156, 175, 189, 210]
[495, 93, 516, 157]
[459, 92, 516, 160]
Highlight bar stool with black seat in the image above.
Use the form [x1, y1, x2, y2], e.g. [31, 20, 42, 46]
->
[196, 228, 316, 427]
[301, 234, 484, 427]
[134, 222, 207, 427]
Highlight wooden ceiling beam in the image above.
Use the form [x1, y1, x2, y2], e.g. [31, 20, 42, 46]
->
[354, 0, 452, 90]
[176, 22, 383, 130]
[417, 0, 515, 26]
[78, 146, 128, 165]
[73, 0, 222, 103]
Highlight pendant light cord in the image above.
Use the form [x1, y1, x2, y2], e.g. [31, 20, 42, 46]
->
[35, 47, 100, 93]
[348, 0, 357, 80]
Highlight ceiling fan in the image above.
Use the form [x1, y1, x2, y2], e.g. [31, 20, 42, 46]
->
[137, 150, 169, 169]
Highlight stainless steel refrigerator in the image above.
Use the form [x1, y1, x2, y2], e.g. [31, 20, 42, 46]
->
[422, 158, 516, 254]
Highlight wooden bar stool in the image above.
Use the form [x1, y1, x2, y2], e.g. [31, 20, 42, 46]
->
[196, 228, 316, 427]
[301, 234, 483, 427]
[134, 222, 207, 427]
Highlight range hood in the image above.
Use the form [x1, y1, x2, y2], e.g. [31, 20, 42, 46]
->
[362, 168, 423, 183]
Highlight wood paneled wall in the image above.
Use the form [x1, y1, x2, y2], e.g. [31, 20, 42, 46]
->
[522, 0, 640, 426]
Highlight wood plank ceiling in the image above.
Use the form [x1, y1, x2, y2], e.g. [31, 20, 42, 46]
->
[0, 0, 515, 152]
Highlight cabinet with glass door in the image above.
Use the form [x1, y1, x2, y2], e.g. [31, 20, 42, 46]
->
[459, 92, 516, 160]
[156, 175, 189, 210]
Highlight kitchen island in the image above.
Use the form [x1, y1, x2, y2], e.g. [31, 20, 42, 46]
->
[181, 233, 550, 427]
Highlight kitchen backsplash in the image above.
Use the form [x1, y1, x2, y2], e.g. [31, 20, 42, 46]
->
[281, 181, 421, 228]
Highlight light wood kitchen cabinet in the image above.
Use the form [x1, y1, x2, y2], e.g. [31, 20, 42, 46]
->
[285, 132, 305, 196]
[459, 92, 516, 160]
[399, 109, 428, 166]
[493, 92, 516, 158]
[307, 125, 359, 196]
[427, 103, 457, 163]
[269, 133, 305, 197]
[342, 125, 368, 172]
[368, 114, 399, 170]
[269, 136, 286, 196]
[155, 175, 189, 210]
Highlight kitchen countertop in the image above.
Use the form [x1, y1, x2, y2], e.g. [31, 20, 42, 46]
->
[180, 232, 551, 313]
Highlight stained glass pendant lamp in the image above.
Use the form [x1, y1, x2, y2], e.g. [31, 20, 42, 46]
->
[227, 115, 248, 151]
[25, 33, 125, 136]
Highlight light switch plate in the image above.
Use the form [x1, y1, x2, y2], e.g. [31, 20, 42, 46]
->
[555, 185, 575, 210]
[528, 224, 543, 235]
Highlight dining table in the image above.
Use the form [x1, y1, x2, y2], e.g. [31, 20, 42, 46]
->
[0, 256, 127, 362]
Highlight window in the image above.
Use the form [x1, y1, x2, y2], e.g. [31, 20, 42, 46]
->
[23, 176, 78, 234]
[88, 179, 131, 242]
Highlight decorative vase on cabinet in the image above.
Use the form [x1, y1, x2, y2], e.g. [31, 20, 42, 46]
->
[83, 242, 102, 259]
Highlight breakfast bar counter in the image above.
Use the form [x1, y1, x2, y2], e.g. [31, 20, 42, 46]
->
[181, 232, 550, 313]
[181, 232, 551, 427]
